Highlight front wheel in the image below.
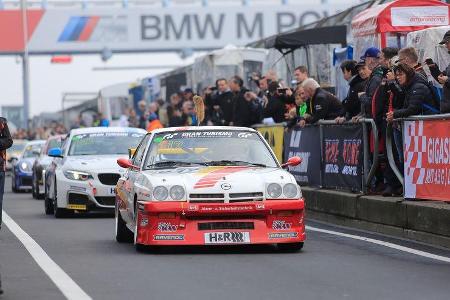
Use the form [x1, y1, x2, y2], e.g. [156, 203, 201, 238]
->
[278, 242, 304, 253]
[11, 174, 17, 193]
[53, 181, 71, 218]
[44, 185, 54, 215]
[115, 202, 133, 243]
[32, 175, 38, 199]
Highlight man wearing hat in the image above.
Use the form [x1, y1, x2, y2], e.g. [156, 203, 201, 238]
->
[436, 30, 450, 113]
[357, 47, 384, 118]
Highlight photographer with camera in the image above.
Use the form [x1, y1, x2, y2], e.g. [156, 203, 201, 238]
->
[425, 30, 450, 113]
[204, 78, 234, 126]
[230, 76, 263, 127]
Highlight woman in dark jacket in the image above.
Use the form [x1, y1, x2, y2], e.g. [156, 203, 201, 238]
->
[387, 63, 434, 120]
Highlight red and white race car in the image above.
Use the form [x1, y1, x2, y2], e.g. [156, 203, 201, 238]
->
[115, 126, 305, 252]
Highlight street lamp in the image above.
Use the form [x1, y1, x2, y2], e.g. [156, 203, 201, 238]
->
[21, 0, 30, 130]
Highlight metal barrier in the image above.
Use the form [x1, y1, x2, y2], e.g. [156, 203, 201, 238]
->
[386, 113, 450, 187]
[317, 118, 379, 194]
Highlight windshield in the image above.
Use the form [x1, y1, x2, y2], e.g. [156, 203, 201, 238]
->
[9, 142, 26, 153]
[44, 139, 63, 155]
[23, 144, 43, 158]
[68, 132, 145, 156]
[144, 130, 278, 169]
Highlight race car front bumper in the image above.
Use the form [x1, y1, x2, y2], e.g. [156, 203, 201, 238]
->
[14, 170, 33, 190]
[135, 199, 306, 246]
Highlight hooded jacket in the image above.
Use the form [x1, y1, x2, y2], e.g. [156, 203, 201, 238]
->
[342, 75, 366, 119]
[307, 88, 343, 124]
[0, 119, 13, 172]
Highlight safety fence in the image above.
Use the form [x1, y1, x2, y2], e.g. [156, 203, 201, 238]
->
[386, 114, 450, 202]
[256, 115, 450, 200]
[255, 119, 379, 194]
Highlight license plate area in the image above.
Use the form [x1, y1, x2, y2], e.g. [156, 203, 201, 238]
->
[204, 232, 250, 244]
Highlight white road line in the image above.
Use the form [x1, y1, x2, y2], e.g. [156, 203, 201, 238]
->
[2, 211, 92, 300]
[306, 225, 450, 263]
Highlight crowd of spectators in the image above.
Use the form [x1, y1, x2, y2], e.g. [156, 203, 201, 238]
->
[11, 121, 67, 140]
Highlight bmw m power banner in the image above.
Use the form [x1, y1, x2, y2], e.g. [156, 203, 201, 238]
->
[403, 120, 450, 201]
[283, 127, 321, 186]
[322, 125, 363, 192]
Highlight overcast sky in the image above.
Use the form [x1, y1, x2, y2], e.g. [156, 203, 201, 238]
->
[0, 52, 198, 117]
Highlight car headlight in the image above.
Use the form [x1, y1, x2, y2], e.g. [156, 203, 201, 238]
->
[283, 183, 298, 198]
[267, 183, 282, 198]
[20, 162, 30, 172]
[169, 185, 185, 200]
[63, 170, 93, 181]
[153, 186, 169, 201]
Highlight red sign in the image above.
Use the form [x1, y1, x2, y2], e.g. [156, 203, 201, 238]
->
[403, 120, 450, 201]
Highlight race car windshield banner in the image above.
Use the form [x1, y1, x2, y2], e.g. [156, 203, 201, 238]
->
[283, 127, 321, 186]
[322, 125, 363, 192]
[404, 120, 450, 201]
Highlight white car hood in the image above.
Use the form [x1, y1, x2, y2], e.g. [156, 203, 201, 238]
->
[63, 155, 125, 173]
[140, 166, 296, 197]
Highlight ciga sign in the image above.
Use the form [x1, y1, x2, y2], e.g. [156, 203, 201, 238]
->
[23, 4, 352, 54]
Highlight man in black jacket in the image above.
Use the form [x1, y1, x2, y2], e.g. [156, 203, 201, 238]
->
[230, 76, 262, 127]
[358, 47, 384, 118]
[299, 78, 343, 126]
[205, 78, 234, 125]
[427, 30, 450, 113]
[336, 60, 367, 122]
[0, 117, 13, 229]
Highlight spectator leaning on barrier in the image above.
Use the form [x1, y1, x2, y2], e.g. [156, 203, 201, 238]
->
[230, 75, 262, 127]
[298, 78, 343, 127]
[262, 81, 292, 124]
[336, 60, 367, 123]
[286, 86, 309, 128]
[358, 47, 384, 119]
[426, 30, 450, 114]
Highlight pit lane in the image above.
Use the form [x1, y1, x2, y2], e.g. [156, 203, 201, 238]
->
[1, 177, 450, 300]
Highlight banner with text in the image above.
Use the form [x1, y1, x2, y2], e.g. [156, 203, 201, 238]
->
[322, 125, 363, 192]
[284, 127, 321, 186]
[403, 120, 450, 201]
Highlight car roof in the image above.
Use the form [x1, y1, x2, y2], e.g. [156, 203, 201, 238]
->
[150, 126, 257, 134]
[25, 140, 46, 146]
[69, 127, 147, 136]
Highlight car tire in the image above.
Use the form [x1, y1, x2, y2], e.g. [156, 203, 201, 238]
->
[11, 174, 18, 193]
[277, 242, 304, 253]
[115, 202, 133, 243]
[32, 175, 38, 199]
[44, 185, 54, 215]
[53, 181, 71, 218]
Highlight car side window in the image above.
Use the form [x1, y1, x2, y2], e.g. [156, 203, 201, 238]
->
[132, 134, 151, 168]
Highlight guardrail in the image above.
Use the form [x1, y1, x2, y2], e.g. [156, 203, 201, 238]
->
[255, 118, 379, 194]
[386, 113, 450, 202]
[317, 118, 379, 194]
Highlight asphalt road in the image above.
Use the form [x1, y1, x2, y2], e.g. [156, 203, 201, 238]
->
[1, 176, 450, 300]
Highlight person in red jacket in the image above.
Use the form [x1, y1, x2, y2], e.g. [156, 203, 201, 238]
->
[146, 113, 163, 132]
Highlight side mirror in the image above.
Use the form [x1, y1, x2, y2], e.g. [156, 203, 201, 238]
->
[48, 148, 63, 158]
[281, 156, 302, 168]
[117, 158, 137, 169]
[128, 148, 136, 159]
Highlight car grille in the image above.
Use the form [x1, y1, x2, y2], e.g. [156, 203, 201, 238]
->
[20, 177, 32, 186]
[229, 192, 263, 198]
[198, 222, 255, 231]
[68, 193, 90, 205]
[189, 193, 224, 199]
[95, 196, 115, 206]
[98, 173, 121, 186]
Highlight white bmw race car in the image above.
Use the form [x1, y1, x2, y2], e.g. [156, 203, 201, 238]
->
[45, 127, 146, 217]
[115, 126, 306, 252]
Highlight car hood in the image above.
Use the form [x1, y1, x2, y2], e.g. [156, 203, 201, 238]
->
[140, 166, 296, 197]
[63, 155, 126, 173]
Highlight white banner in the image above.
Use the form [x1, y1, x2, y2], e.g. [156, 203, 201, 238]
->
[25, 5, 352, 53]
[391, 6, 449, 27]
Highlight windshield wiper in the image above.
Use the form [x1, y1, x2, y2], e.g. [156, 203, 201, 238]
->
[147, 161, 207, 169]
[204, 160, 266, 167]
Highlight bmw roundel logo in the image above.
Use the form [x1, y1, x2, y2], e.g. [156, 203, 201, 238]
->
[221, 183, 231, 190]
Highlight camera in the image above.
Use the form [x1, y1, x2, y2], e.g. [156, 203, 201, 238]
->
[277, 88, 288, 95]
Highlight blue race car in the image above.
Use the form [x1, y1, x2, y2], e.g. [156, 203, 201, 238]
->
[12, 140, 45, 193]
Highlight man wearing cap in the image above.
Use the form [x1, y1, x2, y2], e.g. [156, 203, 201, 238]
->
[432, 30, 450, 113]
[357, 47, 384, 118]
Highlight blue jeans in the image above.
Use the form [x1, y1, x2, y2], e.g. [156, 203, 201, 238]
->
[0, 171, 4, 227]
